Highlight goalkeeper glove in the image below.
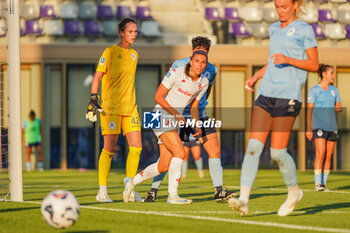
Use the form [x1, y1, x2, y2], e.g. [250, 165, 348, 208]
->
[86, 94, 105, 122]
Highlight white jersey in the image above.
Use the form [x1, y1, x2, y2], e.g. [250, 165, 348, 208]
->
[156, 67, 209, 115]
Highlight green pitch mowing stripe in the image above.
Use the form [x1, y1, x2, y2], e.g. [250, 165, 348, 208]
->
[21, 201, 350, 233]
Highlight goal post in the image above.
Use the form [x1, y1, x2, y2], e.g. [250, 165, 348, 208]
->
[7, 0, 23, 201]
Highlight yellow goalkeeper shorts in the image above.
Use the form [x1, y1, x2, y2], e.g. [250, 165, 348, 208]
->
[100, 114, 141, 135]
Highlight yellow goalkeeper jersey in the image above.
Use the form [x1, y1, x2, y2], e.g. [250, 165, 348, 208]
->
[96, 45, 139, 116]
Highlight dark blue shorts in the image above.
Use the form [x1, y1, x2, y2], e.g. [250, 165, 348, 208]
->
[179, 117, 216, 142]
[255, 95, 302, 117]
[26, 142, 41, 148]
[314, 129, 338, 141]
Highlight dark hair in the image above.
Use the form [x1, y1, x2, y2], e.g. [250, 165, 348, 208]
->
[318, 64, 333, 81]
[29, 110, 36, 117]
[184, 50, 208, 77]
[191, 36, 211, 52]
[119, 18, 137, 32]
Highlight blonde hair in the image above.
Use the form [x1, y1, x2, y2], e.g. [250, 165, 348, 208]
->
[294, 0, 306, 17]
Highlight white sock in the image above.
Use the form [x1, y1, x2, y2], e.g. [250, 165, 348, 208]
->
[287, 184, 299, 196]
[208, 158, 223, 187]
[99, 185, 107, 194]
[168, 157, 183, 196]
[133, 162, 160, 185]
[181, 161, 188, 176]
[239, 186, 251, 203]
[195, 157, 203, 171]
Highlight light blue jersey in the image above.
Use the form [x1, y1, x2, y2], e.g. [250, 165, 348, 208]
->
[259, 19, 318, 102]
[170, 57, 217, 119]
[308, 84, 341, 132]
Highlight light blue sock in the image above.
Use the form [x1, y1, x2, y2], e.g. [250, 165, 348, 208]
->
[314, 174, 322, 184]
[181, 161, 188, 176]
[26, 162, 31, 171]
[208, 158, 223, 187]
[240, 139, 264, 187]
[38, 162, 43, 169]
[195, 157, 203, 171]
[151, 172, 167, 189]
[270, 148, 297, 187]
[323, 174, 329, 185]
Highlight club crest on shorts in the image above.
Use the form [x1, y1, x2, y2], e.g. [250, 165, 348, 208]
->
[109, 121, 116, 130]
[317, 129, 323, 137]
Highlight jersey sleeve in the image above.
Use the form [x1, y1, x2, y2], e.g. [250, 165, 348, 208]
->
[161, 68, 177, 89]
[208, 64, 217, 85]
[335, 87, 341, 103]
[196, 80, 209, 101]
[303, 25, 318, 50]
[96, 48, 110, 73]
[307, 87, 316, 103]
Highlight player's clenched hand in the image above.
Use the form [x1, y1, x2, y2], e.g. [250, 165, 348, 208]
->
[86, 94, 105, 122]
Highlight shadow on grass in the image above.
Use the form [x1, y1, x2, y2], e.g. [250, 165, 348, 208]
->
[250, 192, 285, 200]
[296, 202, 350, 215]
[0, 206, 39, 213]
[66, 231, 110, 233]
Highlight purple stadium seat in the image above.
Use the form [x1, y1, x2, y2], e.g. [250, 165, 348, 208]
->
[136, 6, 152, 20]
[84, 20, 102, 36]
[230, 22, 250, 37]
[225, 7, 241, 21]
[64, 20, 81, 36]
[25, 20, 42, 35]
[97, 5, 114, 20]
[310, 23, 326, 39]
[345, 25, 350, 39]
[117, 6, 133, 19]
[205, 7, 221, 20]
[318, 9, 336, 23]
[313, 0, 328, 3]
[40, 5, 56, 18]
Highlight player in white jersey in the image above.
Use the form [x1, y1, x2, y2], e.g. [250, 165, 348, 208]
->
[123, 50, 209, 204]
[306, 64, 342, 192]
[229, 0, 319, 216]
[144, 37, 235, 203]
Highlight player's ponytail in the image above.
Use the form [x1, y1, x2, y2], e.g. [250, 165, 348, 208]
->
[185, 63, 191, 77]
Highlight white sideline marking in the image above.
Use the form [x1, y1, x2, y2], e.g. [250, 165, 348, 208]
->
[22, 185, 350, 194]
[21, 201, 350, 233]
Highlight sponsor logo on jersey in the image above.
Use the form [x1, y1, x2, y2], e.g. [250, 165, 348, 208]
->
[118, 54, 122, 59]
[100, 58, 105, 65]
[181, 79, 186, 83]
[143, 110, 161, 129]
[109, 121, 115, 130]
[178, 88, 194, 97]
[198, 84, 202, 89]
[131, 52, 136, 60]
[287, 27, 295, 36]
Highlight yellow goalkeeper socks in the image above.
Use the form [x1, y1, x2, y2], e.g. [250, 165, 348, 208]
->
[98, 149, 114, 186]
[126, 146, 142, 178]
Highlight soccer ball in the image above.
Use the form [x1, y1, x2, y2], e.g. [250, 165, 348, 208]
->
[41, 190, 80, 229]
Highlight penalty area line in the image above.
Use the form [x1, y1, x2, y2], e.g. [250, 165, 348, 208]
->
[21, 201, 350, 233]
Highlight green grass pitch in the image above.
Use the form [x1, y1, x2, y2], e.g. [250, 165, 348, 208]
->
[1, 169, 350, 233]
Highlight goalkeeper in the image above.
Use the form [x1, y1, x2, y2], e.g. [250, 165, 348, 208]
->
[86, 18, 142, 203]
